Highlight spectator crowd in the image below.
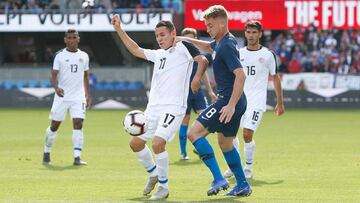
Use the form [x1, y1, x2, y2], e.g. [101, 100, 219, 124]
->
[266, 24, 360, 75]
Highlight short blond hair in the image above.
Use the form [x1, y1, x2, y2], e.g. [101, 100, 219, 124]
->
[202, 5, 228, 20]
[181, 28, 197, 38]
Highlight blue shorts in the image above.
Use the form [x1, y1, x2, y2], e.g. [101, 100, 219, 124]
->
[196, 94, 247, 137]
[186, 89, 208, 115]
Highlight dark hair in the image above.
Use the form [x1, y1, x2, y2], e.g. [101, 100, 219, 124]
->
[203, 5, 228, 20]
[181, 27, 197, 38]
[65, 29, 79, 37]
[155, 20, 175, 32]
[245, 21, 262, 31]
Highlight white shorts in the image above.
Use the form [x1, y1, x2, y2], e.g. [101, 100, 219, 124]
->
[240, 108, 264, 132]
[139, 105, 186, 142]
[49, 99, 86, 121]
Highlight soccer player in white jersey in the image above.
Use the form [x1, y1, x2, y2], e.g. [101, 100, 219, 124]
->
[223, 21, 285, 179]
[42, 29, 91, 166]
[111, 15, 208, 200]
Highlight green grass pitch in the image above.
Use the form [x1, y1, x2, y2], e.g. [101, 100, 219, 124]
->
[0, 108, 359, 202]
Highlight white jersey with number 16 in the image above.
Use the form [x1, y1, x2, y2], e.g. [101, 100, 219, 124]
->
[239, 46, 277, 111]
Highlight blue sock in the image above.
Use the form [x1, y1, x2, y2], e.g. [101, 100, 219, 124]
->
[193, 137, 223, 181]
[223, 148, 249, 188]
[179, 125, 188, 155]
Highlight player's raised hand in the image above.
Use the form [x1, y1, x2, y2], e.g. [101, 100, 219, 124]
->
[219, 104, 235, 123]
[275, 103, 285, 116]
[55, 87, 64, 97]
[111, 14, 122, 31]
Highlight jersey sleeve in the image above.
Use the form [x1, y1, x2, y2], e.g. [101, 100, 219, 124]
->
[141, 48, 158, 63]
[219, 40, 242, 72]
[181, 41, 200, 60]
[52, 53, 60, 70]
[268, 50, 278, 75]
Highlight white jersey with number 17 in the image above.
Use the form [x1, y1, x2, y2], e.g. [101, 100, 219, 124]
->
[142, 41, 200, 108]
[240, 46, 277, 111]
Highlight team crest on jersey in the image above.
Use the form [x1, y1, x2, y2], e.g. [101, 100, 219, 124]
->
[79, 58, 84, 63]
[258, 57, 265, 63]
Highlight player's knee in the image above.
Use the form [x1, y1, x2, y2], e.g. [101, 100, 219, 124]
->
[50, 122, 60, 132]
[218, 138, 233, 151]
[129, 138, 144, 152]
[152, 140, 165, 154]
[73, 119, 83, 129]
[243, 130, 253, 143]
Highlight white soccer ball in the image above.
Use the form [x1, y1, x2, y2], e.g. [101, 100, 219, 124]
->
[123, 110, 148, 136]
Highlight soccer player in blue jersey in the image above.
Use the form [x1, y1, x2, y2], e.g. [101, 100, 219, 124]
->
[178, 28, 217, 160]
[177, 5, 252, 197]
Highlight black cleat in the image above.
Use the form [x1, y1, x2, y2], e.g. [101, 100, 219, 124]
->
[73, 157, 87, 166]
[43, 152, 50, 164]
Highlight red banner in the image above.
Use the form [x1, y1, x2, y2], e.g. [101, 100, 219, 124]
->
[185, 0, 360, 30]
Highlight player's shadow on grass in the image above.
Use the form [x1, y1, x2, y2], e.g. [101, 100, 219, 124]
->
[171, 159, 202, 166]
[228, 177, 284, 187]
[41, 164, 83, 171]
[128, 196, 245, 202]
[127, 196, 183, 202]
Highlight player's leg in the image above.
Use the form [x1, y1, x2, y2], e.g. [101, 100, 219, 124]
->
[191, 91, 208, 156]
[70, 100, 87, 165]
[129, 136, 158, 196]
[43, 99, 68, 164]
[242, 109, 263, 178]
[179, 113, 190, 160]
[243, 128, 255, 178]
[218, 132, 251, 197]
[72, 118, 87, 165]
[189, 102, 229, 196]
[149, 106, 185, 200]
[43, 120, 61, 164]
[150, 136, 170, 200]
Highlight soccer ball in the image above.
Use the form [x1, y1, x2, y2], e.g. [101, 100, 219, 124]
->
[123, 110, 148, 136]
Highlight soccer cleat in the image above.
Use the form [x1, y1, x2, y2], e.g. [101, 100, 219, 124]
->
[149, 186, 169, 200]
[43, 152, 50, 164]
[225, 184, 252, 197]
[207, 178, 230, 196]
[143, 176, 158, 196]
[223, 169, 234, 179]
[180, 153, 190, 160]
[73, 157, 87, 166]
[244, 168, 253, 179]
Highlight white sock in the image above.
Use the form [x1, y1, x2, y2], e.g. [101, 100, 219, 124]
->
[44, 126, 57, 153]
[233, 136, 240, 152]
[135, 145, 157, 177]
[244, 140, 256, 169]
[155, 151, 169, 188]
[72, 129, 83, 158]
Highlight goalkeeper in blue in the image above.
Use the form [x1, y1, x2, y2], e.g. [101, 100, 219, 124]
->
[177, 5, 251, 197]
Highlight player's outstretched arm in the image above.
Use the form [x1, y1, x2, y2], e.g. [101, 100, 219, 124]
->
[111, 15, 146, 59]
[219, 68, 245, 123]
[84, 71, 91, 109]
[202, 72, 217, 103]
[51, 70, 64, 97]
[191, 55, 209, 93]
[273, 74, 285, 116]
[175, 36, 213, 53]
